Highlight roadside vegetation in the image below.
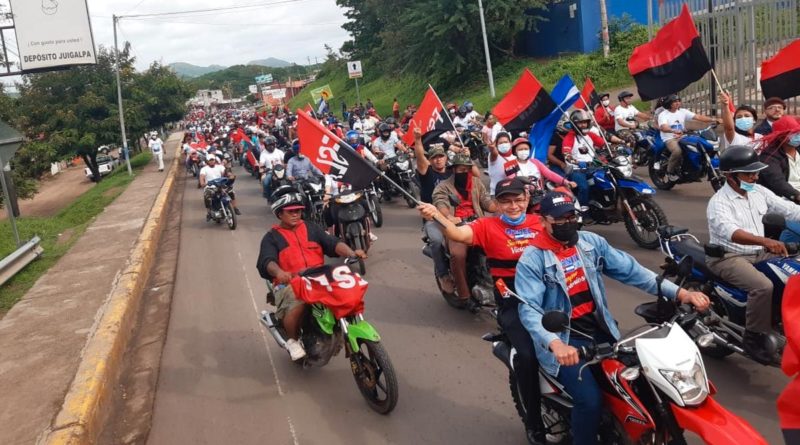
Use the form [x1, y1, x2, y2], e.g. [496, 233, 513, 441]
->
[0, 152, 151, 314]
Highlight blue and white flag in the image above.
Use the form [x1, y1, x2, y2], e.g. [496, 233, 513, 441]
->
[529, 75, 580, 162]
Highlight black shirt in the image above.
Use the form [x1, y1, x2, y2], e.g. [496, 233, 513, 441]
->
[418, 166, 452, 204]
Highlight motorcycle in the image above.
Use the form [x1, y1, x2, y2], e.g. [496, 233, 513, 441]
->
[384, 152, 421, 208]
[333, 188, 373, 275]
[264, 164, 290, 201]
[648, 123, 724, 192]
[485, 270, 768, 445]
[187, 150, 201, 177]
[204, 177, 237, 230]
[296, 176, 327, 230]
[464, 130, 489, 169]
[259, 258, 399, 414]
[656, 214, 799, 366]
[365, 181, 384, 228]
[581, 154, 668, 249]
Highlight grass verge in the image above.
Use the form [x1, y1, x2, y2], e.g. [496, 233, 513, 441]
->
[0, 152, 152, 314]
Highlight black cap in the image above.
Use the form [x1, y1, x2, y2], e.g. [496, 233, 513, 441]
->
[494, 177, 527, 198]
[764, 97, 786, 109]
[539, 192, 577, 218]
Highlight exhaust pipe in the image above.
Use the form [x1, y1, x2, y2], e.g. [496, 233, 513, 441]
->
[260, 311, 288, 349]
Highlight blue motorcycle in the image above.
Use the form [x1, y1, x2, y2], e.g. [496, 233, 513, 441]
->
[583, 150, 668, 249]
[647, 123, 725, 192]
[656, 214, 798, 366]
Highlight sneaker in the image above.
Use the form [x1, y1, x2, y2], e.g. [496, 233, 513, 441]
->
[234, 207, 242, 215]
[437, 275, 456, 294]
[285, 338, 307, 361]
[667, 173, 680, 182]
[369, 232, 378, 242]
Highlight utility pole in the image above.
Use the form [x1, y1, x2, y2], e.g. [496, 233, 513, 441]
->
[477, 0, 496, 97]
[599, 0, 610, 58]
[113, 15, 133, 176]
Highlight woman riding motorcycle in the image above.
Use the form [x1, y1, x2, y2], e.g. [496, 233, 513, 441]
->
[417, 177, 548, 445]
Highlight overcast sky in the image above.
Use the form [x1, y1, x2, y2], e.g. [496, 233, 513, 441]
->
[2, 0, 351, 72]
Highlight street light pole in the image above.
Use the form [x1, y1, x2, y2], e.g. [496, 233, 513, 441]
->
[113, 15, 133, 176]
[477, 0, 496, 98]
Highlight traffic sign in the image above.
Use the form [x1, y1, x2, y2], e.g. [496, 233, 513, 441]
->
[348, 61, 363, 79]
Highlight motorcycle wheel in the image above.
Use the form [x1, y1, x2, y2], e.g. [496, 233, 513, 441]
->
[353, 235, 366, 275]
[648, 152, 675, 190]
[622, 196, 667, 250]
[633, 146, 650, 167]
[406, 181, 421, 208]
[350, 340, 398, 415]
[225, 203, 237, 230]
[369, 195, 383, 228]
[509, 371, 527, 423]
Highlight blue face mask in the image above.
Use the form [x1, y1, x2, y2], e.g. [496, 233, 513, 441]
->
[734, 117, 754, 132]
[739, 179, 756, 192]
[500, 213, 526, 226]
[789, 133, 800, 147]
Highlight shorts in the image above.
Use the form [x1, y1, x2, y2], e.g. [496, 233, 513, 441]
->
[274, 285, 303, 320]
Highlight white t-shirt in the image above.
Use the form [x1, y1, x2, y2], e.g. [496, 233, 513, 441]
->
[614, 105, 639, 131]
[488, 153, 520, 195]
[372, 133, 401, 158]
[182, 143, 193, 154]
[788, 152, 800, 192]
[259, 148, 285, 168]
[658, 109, 696, 142]
[148, 138, 164, 153]
[200, 164, 226, 182]
[723, 132, 763, 152]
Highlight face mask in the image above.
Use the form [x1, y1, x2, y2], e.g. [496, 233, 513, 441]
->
[500, 213, 526, 226]
[789, 133, 800, 147]
[739, 178, 756, 192]
[454, 172, 469, 189]
[381, 132, 390, 140]
[550, 221, 580, 246]
[498, 143, 512, 154]
[734, 117, 754, 132]
[601, 100, 610, 107]
[516, 149, 530, 161]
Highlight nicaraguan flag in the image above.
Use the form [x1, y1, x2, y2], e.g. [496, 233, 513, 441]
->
[529, 75, 580, 162]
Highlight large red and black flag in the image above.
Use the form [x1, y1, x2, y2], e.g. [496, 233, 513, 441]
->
[492, 68, 556, 132]
[579, 77, 601, 110]
[401, 86, 454, 146]
[297, 110, 379, 190]
[627, 4, 711, 101]
[761, 39, 800, 100]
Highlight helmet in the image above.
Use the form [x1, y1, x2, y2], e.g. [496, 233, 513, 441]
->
[385, 117, 396, 126]
[270, 192, 306, 216]
[245, 128, 253, 135]
[719, 145, 768, 173]
[570, 109, 592, 124]
[263, 135, 276, 146]
[345, 130, 360, 144]
[378, 123, 391, 133]
[618, 91, 634, 102]
[464, 101, 474, 112]
[664, 94, 681, 108]
[599, 92, 610, 100]
[451, 153, 472, 167]
[511, 137, 530, 149]
[458, 105, 467, 115]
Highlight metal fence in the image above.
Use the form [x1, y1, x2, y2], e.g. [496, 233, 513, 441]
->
[658, 0, 798, 115]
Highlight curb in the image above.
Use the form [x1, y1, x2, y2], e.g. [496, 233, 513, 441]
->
[39, 139, 183, 445]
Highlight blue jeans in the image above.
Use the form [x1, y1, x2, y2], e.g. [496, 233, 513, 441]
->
[551, 165, 590, 206]
[424, 220, 448, 277]
[262, 174, 272, 199]
[780, 220, 800, 243]
[556, 336, 604, 445]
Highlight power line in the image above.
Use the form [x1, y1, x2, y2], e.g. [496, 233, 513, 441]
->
[118, 0, 303, 19]
[123, 16, 343, 27]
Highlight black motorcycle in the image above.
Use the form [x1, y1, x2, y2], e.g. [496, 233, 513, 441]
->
[384, 152, 421, 208]
[464, 130, 489, 169]
[333, 188, 373, 275]
[204, 177, 236, 230]
[263, 164, 290, 201]
[366, 181, 384, 228]
[296, 176, 327, 230]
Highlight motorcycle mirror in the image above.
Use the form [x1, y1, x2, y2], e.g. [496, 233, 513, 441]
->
[542, 311, 569, 333]
[676, 256, 693, 279]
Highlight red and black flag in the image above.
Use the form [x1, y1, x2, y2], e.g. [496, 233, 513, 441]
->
[401, 86, 454, 146]
[492, 68, 556, 132]
[296, 110, 379, 190]
[627, 4, 711, 101]
[761, 39, 800, 100]
[579, 77, 601, 110]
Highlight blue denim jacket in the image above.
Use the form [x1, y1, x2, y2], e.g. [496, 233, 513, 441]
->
[515, 231, 679, 376]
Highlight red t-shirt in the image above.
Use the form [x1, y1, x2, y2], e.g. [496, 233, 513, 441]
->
[469, 215, 543, 278]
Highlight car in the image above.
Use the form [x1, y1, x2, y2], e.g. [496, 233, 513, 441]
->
[85, 154, 118, 179]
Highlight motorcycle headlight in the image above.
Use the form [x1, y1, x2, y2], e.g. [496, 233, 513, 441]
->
[397, 160, 410, 170]
[335, 192, 361, 204]
[618, 165, 633, 178]
[659, 357, 708, 406]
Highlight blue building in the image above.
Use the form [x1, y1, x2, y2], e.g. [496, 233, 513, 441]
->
[520, 0, 658, 57]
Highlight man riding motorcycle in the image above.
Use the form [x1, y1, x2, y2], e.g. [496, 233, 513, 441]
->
[431, 154, 496, 306]
[706, 145, 800, 364]
[286, 140, 323, 182]
[256, 192, 367, 361]
[417, 177, 548, 444]
[259, 136, 285, 198]
[657, 94, 720, 182]
[372, 123, 407, 160]
[199, 155, 241, 216]
[515, 191, 710, 445]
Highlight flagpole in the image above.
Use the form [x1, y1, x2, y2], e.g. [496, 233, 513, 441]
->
[709, 68, 725, 96]
[553, 102, 600, 161]
[577, 96, 614, 154]
[428, 84, 467, 148]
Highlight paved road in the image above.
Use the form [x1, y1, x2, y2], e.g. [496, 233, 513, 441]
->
[148, 166, 786, 445]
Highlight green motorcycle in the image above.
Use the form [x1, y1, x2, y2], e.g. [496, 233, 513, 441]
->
[259, 259, 398, 414]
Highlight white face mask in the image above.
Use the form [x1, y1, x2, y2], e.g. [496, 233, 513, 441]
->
[497, 142, 512, 154]
[601, 100, 610, 107]
[516, 149, 530, 161]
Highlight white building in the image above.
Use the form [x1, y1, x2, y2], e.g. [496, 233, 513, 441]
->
[192, 89, 224, 107]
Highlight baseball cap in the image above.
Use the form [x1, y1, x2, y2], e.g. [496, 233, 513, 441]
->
[494, 177, 527, 198]
[539, 192, 577, 218]
[764, 97, 786, 109]
[427, 146, 447, 159]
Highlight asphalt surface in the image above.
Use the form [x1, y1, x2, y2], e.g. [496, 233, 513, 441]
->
[148, 165, 787, 445]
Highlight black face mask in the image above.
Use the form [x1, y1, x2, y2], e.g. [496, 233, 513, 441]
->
[550, 221, 580, 246]
[454, 172, 469, 190]
[381, 132, 390, 140]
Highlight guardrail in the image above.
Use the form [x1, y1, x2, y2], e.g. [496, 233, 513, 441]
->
[0, 237, 43, 286]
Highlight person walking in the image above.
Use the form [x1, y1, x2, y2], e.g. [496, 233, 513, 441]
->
[148, 132, 165, 171]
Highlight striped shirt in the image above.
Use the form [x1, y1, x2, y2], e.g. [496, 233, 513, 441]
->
[707, 183, 800, 254]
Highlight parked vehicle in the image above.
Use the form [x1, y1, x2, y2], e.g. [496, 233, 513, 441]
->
[84, 154, 118, 179]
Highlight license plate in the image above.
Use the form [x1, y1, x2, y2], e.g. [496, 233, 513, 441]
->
[653, 162, 660, 169]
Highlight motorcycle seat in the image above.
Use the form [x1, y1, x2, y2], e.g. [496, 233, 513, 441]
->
[657, 225, 689, 238]
[670, 238, 717, 280]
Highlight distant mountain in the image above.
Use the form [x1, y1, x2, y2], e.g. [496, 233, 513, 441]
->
[168, 62, 227, 78]
[246, 57, 292, 68]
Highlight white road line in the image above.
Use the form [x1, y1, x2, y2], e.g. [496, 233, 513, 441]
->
[237, 250, 300, 445]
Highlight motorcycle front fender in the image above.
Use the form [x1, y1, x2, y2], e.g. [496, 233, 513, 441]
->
[346, 320, 381, 352]
[670, 397, 768, 445]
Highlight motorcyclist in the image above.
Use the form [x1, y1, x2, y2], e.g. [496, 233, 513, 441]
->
[256, 192, 367, 361]
[516, 191, 710, 445]
[488, 132, 519, 196]
[510, 138, 575, 193]
[286, 140, 323, 182]
[431, 154, 496, 305]
[199, 155, 241, 216]
[346, 130, 380, 165]
[613, 91, 651, 133]
[657, 94, 720, 182]
[561, 110, 610, 211]
[706, 145, 800, 364]
[417, 177, 548, 444]
[372, 123, 407, 160]
[259, 136, 285, 199]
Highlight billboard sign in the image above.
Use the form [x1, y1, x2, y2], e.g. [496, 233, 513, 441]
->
[310, 84, 334, 103]
[8, 0, 97, 71]
[248, 84, 258, 94]
[255, 74, 273, 84]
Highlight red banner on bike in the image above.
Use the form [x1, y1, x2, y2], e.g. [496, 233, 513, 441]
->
[296, 110, 380, 190]
[401, 86, 455, 146]
[290, 266, 368, 319]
